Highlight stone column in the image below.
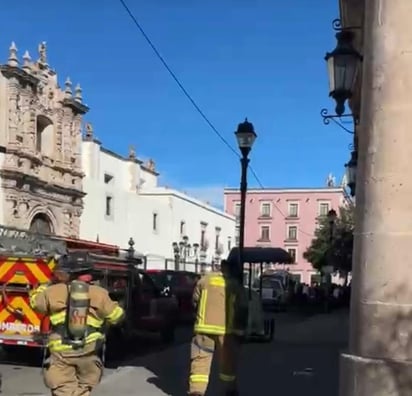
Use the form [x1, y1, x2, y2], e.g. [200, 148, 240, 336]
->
[340, 1, 412, 395]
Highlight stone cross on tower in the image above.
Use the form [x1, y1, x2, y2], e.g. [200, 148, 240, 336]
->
[128, 145, 136, 160]
[84, 123, 94, 140]
[326, 173, 336, 187]
[38, 41, 47, 65]
[147, 159, 156, 172]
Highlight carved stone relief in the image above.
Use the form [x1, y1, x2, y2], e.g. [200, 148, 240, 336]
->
[0, 43, 88, 237]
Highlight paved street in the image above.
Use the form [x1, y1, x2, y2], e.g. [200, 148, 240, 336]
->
[0, 310, 348, 396]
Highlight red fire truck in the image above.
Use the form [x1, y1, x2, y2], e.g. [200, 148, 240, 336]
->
[0, 226, 179, 355]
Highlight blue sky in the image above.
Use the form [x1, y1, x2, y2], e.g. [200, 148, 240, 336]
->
[1, 1, 352, 206]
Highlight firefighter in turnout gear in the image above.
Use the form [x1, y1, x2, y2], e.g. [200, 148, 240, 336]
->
[29, 254, 125, 396]
[188, 259, 248, 396]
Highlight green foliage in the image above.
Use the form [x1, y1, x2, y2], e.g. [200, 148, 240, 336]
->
[303, 205, 355, 274]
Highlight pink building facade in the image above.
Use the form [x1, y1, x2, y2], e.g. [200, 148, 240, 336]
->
[224, 187, 350, 284]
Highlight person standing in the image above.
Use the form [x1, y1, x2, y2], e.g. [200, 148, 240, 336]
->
[188, 259, 248, 396]
[29, 255, 124, 396]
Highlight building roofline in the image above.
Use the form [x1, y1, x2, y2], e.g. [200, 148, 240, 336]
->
[139, 188, 235, 221]
[140, 164, 160, 176]
[82, 137, 160, 176]
[99, 146, 143, 165]
[224, 187, 346, 194]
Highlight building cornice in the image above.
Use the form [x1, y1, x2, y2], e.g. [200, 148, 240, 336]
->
[0, 169, 86, 199]
[6, 148, 84, 178]
[0, 64, 39, 87]
[100, 146, 143, 165]
[224, 187, 346, 194]
[62, 98, 89, 115]
[140, 164, 159, 176]
[139, 188, 235, 221]
[98, 146, 160, 175]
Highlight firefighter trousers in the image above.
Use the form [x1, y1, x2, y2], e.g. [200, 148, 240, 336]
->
[43, 352, 103, 396]
[189, 333, 240, 395]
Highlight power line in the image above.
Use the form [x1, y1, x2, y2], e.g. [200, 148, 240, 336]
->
[118, 0, 314, 237]
[118, 0, 264, 186]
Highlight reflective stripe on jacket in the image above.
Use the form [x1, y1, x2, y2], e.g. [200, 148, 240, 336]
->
[194, 273, 245, 336]
[105, 305, 124, 324]
[29, 284, 48, 308]
[47, 306, 103, 352]
[29, 283, 125, 353]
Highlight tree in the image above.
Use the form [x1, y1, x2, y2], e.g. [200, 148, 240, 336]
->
[303, 205, 355, 278]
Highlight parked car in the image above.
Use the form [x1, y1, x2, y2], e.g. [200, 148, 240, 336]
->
[146, 269, 200, 322]
[104, 267, 179, 360]
[253, 275, 287, 311]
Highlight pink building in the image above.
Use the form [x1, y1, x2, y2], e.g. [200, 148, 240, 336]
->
[224, 187, 350, 284]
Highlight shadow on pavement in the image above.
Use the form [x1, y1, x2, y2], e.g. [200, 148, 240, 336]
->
[109, 311, 348, 396]
[0, 311, 348, 396]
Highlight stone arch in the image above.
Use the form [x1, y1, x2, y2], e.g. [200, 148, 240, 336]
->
[29, 213, 54, 235]
[28, 208, 57, 235]
[36, 114, 54, 156]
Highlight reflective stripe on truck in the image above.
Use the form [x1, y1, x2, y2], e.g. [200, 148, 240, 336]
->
[0, 256, 56, 345]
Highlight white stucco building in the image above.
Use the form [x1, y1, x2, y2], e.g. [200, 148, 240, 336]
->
[80, 130, 236, 265]
[0, 41, 234, 267]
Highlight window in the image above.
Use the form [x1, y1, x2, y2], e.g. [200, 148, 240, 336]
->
[36, 115, 54, 155]
[104, 173, 114, 184]
[200, 230, 206, 249]
[310, 274, 321, 285]
[287, 248, 297, 263]
[287, 225, 298, 240]
[153, 213, 158, 232]
[319, 202, 330, 216]
[215, 227, 221, 250]
[200, 222, 208, 249]
[180, 221, 186, 236]
[260, 226, 270, 241]
[227, 237, 232, 251]
[260, 202, 271, 217]
[105, 196, 112, 217]
[288, 203, 299, 217]
[234, 203, 241, 217]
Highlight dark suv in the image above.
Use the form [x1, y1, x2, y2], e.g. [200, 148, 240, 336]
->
[146, 270, 200, 322]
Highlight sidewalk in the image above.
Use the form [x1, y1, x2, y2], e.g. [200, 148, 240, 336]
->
[94, 310, 349, 396]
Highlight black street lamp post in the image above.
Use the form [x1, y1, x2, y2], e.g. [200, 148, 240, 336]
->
[235, 118, 257, 284]
[127, 237, 135, 259]
[173, 236, 190, 270]
[328, 209, 337, 244]
[323, 209, 337, 312]
[172, 242, 180, 270]
[193, 243, 200, 273]
[179, 235, 190, 264]
[345, 150, 357, 197]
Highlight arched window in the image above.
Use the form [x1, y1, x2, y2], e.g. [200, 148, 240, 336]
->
[36, 115, 54, 155]
[29, 213, 53, 235]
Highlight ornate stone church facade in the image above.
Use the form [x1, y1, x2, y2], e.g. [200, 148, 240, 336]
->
[0, 42, 88, 237]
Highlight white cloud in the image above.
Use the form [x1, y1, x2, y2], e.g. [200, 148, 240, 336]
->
[157, 172, 226, 210]
[182, 186, 226, 209]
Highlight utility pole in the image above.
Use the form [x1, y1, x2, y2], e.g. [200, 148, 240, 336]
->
[340, 1, 412, 394]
